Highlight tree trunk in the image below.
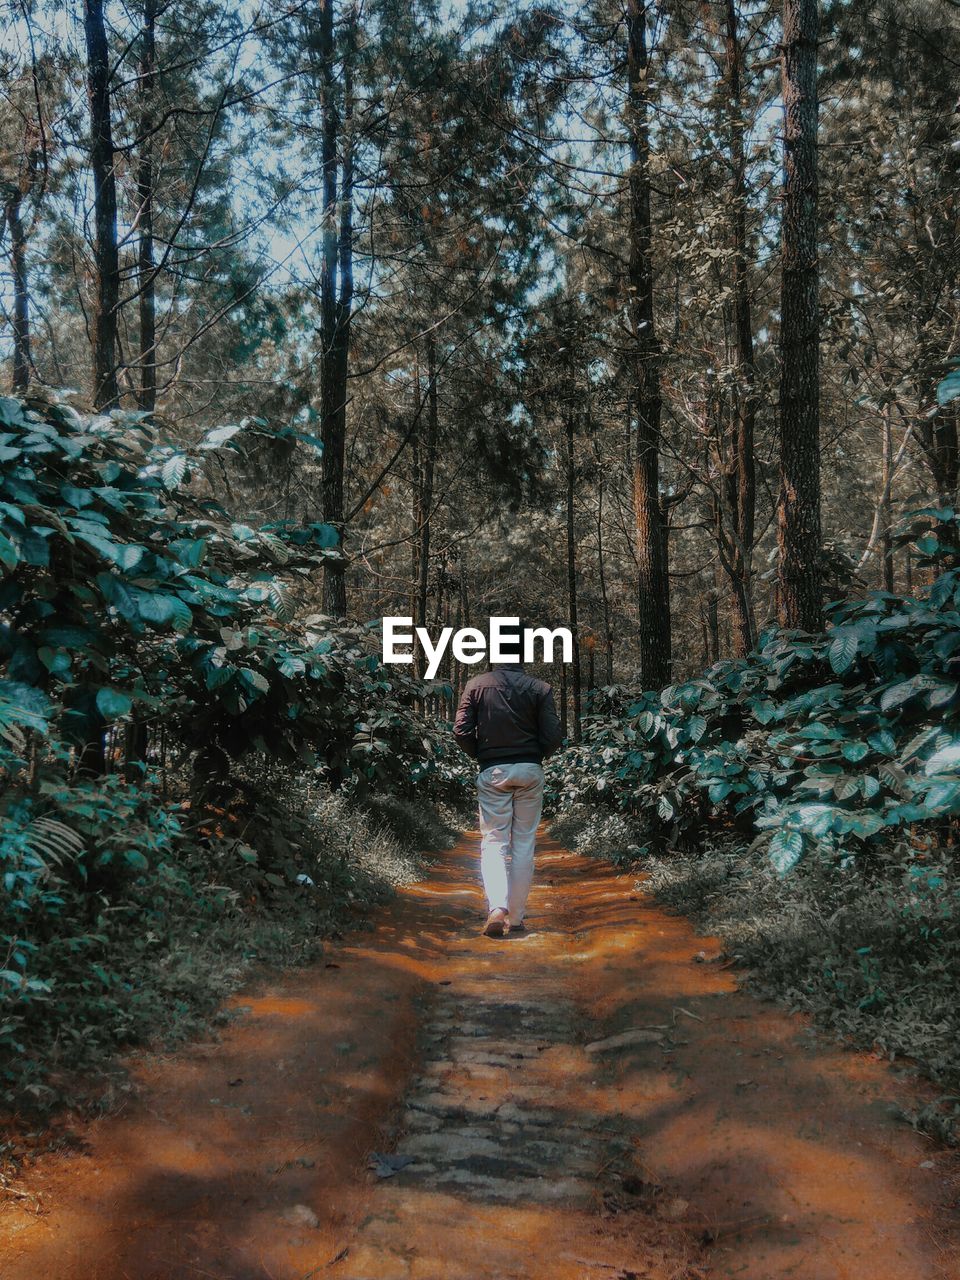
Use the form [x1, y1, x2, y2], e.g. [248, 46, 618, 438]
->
[559, 662, 568, 740]
[626, 0, 671, 688]
[319, 0, 354, 617]
[84, 0, 121, 410]
[722, 0, 757, 655]
[416, 336, 438, 644]
[137, 0, 157, 412]
[881, 402, 895, 592]
[5, 193, 31, 392]
[565, 402, 581, 741]
[776, 0, 823, 631]
[456, 555, 469, 705]
[701, 587, 720, 665]
[595, 461, 614, 684]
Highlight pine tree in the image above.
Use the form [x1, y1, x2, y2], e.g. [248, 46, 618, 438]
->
[776, 0, 824, 631]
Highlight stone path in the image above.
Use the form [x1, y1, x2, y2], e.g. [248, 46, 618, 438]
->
[339, 856, 707, 1280]
[347, 982, 644, 1277]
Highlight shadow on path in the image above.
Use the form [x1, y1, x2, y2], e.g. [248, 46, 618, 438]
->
[0, 830, 958, 1279]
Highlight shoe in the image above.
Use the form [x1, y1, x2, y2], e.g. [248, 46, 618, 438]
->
[508, 921, 526, 933]
[482, 908, 509, 937]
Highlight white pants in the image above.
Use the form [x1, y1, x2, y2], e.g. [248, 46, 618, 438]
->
[477, 762, 544, 922]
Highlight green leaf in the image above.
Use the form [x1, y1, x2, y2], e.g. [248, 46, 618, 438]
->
[268, 583, 294, 621]
[925, 743, 960, 775]
[136, 592, 192, 631]
[880, 677, 923, 712]
[687, 714, 707, 743]
[115, 544, 145, 571]
[867, 729, 897, 756]
[769, 828, 804, 875]
[927, 681, 958, 709]
[170, 537, 207, 568]
[162, 453, 188, 489]
[0, 531, 20, 570]
[240, 668, 270, 694]
[258, 532, 290, 564]
[833, 776, 859, 801]
[828, 633, 858, 674]
[0, 396, 26, 427]
[96, 688, 132, 719]
[936, 366, 960, 406]
[310, 522, 340, 548]
[792, 803, 836, 837]
[200, 423, 242, 449]
[205, 663, 235, 690]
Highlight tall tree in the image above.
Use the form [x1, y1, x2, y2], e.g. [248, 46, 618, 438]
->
[564, 350, 582, 741]
[719, 0, 758, 654]
[626, 0, 671, 686]
[135, 0, 157, 412]
[776, 0, 823, 630]
[317, 0, 355, 617]
[4, 180, 31, 392]
[1, 38, 56, 394]
[84, 0, 121, 409]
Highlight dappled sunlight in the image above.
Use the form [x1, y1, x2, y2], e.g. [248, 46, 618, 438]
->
[1, 831, 957, 1279]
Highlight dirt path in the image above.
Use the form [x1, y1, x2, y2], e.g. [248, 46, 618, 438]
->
[1, 830, 958, 1279]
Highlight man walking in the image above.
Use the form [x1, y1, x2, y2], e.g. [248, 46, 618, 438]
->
[453, 622, 564, 937]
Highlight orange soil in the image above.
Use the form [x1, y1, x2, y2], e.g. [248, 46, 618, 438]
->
[0, 830, 958, 1279]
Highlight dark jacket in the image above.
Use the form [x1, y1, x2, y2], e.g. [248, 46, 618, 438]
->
[453, 664, 564, 768]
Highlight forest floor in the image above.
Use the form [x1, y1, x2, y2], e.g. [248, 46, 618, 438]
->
[1, 830, 959, 1280]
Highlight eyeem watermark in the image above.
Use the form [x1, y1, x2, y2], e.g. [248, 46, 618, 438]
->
[382, 616, 573, 680]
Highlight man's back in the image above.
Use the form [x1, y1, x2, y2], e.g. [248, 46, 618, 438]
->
[454, 664, 563, 768]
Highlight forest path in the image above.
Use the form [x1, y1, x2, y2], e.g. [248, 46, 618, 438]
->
[1, 830, 958, 1279]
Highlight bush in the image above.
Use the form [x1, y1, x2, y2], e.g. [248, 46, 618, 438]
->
[547, 509, 960, 875]
[0, 389, 473, 1129]
[0, 755, 458, 1122]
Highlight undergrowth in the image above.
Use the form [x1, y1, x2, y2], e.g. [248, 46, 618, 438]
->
[0, 766, 463, 1176]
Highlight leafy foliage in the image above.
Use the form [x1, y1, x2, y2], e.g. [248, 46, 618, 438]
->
[0, 391, 471, 1121]
[549, 511, 960, 872]
[0, 390, 464, 795]
[0, 754, 462, 1116]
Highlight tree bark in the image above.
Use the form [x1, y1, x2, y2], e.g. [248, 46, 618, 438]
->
[136, 0, 157, 412]
[881, 401, 894, 592]
[558, 662, 568, 740]
[701, 586, 720, 665]
[595, 459, 614, 684]
[416, 336, 438, 644]
[565, 400, 581, 741]
[626, 0, 671, 688]
[5, 193, 31, 392]
[776, 0, 823, 631]
[722, 0, 757, 655]
[84, 0, 121, 410]
[319, 0, 354, 617]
